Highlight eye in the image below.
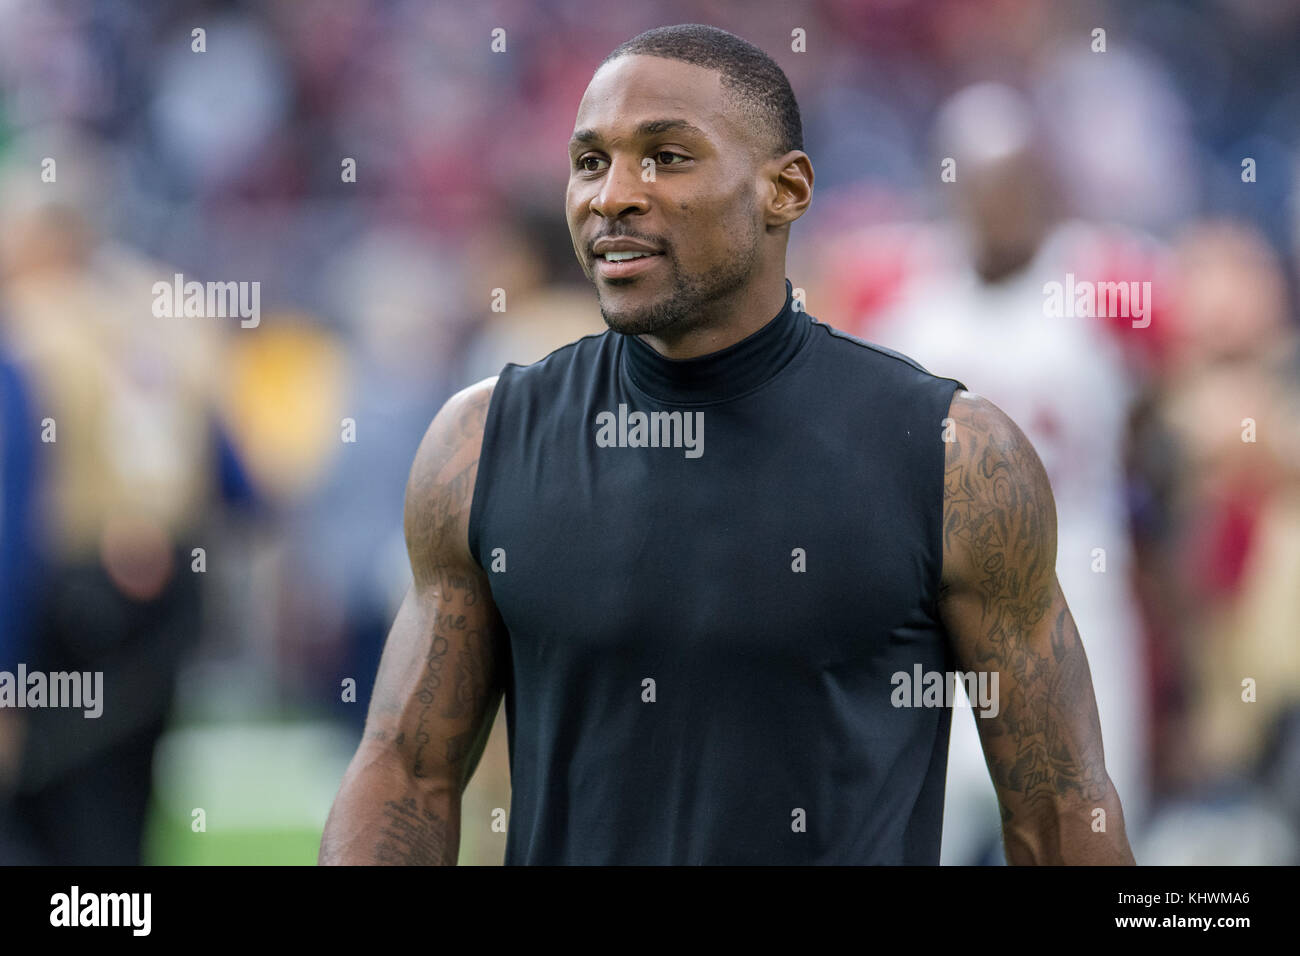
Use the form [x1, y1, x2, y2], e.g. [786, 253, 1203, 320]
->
[655, 151, 687, 165]
[576, 155, 608, 172]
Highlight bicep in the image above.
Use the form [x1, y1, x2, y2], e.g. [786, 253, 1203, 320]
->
[363, 379, 506, 791]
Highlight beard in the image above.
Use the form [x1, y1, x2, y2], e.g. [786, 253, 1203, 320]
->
[595, 220, 761, 338]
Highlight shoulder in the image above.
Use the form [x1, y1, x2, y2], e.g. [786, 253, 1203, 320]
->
[417, 376, 498, 463]
[942, 389, 1048, 477]
[940, 389, 1058, 588]
[809, 318, 964, 389]
[811, 319, 930, 369]
[497, 329, 615, 385]
[402, 376, 498, 562]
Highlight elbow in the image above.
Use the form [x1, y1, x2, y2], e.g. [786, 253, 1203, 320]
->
[356, 735, 460, 799]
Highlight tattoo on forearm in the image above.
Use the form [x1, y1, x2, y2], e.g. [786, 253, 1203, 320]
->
[324, 386, 501, 865]
[412, 633, 451, 778]
[444, 642, 487, 720]
[443, 639, 490, 764]
[375, 797, 450, 864]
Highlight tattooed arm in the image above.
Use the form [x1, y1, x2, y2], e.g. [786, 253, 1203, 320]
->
[937, 390, 1135, 865]
[319, 377, 507, 865]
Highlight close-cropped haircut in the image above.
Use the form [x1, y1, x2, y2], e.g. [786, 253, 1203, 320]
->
[599, 24, 804, 158]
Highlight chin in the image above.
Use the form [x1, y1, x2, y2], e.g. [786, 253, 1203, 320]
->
[595, 289, 657, 335]
[599, 310, 659, 336]
[595, 275, 698, 337]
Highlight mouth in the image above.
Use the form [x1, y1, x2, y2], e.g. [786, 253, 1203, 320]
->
[594, 250, 664, 280]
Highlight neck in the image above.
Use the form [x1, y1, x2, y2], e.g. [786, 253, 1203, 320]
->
[618, 277, 807, 405]
[634, 273, 790, 360]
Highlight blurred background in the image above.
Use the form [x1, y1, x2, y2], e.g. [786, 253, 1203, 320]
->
[1, 0, 1298, 865]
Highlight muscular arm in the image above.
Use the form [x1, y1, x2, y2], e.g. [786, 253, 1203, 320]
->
[937, 390, 1135, 865]
[319, 377, 506, 865]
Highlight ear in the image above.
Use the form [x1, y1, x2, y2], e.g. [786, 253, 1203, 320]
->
[764, 151, 814, 228]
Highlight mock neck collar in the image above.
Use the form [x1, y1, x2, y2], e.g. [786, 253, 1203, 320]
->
[619, 279, 809, 405]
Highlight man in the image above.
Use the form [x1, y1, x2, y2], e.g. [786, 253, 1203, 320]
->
[319, 24, 1134, 865]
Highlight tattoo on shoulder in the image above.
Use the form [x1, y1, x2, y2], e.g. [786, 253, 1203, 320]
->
[941, 393, 1054, 616]
[406, 384, 493, 571]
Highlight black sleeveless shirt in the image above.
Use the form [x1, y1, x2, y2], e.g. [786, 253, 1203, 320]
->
[468, 279, 968, 864]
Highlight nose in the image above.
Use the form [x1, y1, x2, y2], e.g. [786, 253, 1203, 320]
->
[589, 156, 650, 220]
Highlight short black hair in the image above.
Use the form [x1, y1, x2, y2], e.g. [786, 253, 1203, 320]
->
[599, 24, 803, 158]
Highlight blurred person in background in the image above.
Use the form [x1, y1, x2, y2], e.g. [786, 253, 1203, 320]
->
[0, 329, 42, 862]
[460, 209, 607, 380]
[1125, 220, 1300, 862]
[839, 83, 1155, 863]
[0, 131, 226, 864]
[1128, 222, 1300, 797]
[261, 227, 474, 721]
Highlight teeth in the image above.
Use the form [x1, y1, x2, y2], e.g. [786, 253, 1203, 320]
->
[603, 251, 652, 262]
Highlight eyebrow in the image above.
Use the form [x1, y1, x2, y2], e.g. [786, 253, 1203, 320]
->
[569, 118, 708, 151]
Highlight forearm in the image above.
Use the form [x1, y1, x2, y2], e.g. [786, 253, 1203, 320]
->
[1002, 781, 1135, 865]
[319, 743, 461, 865]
